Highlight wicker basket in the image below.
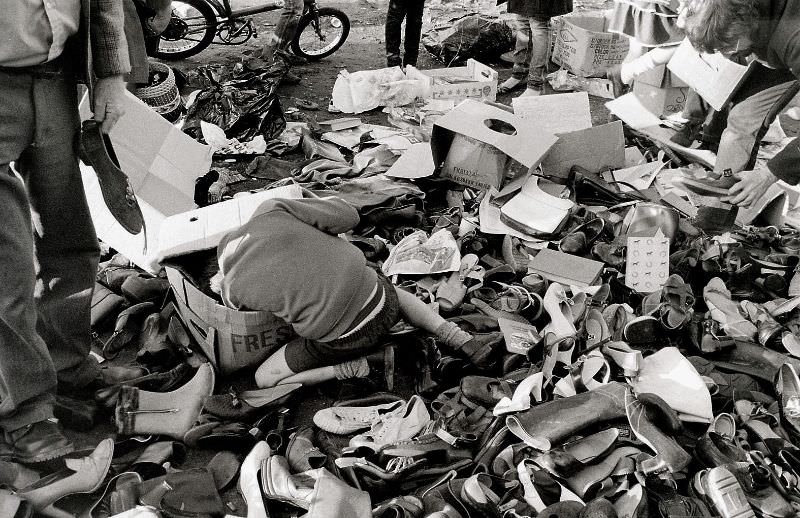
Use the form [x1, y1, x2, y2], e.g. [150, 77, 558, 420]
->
[134, 61, 183, 122]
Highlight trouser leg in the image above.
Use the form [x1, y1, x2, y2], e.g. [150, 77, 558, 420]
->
[385, 0, 408, 66]
[19, 76, 101, 392]
[274, 0, 304, 50]
[526, 16, 549, 89]
[402, 0, 425, 67]
[0, 72, 58, 432]
[511, 14, 531, 81]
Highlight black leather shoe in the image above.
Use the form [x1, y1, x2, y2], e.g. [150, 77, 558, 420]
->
[0, 419, 74, 464]
[694, 432, 749, 468]
[79, 119, 144, 235]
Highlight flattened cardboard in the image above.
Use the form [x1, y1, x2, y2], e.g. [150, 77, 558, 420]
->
[166, 266, 294, 375]
[552, 11, 629, 78]
[78, 91, 212, 274]
[540, 121, 626, 179]
[157, 184, 304, 261]
[431, 99, 557, 189]
[511, 92, 592, 135]
[386, 142, 435, 179]
[667, 38, 757, 111]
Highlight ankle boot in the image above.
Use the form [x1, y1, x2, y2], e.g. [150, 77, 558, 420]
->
[115, 363, 215, 440]
[506, 382, 628, 451]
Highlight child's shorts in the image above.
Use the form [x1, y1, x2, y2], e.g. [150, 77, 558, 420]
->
[284, 271, 400, 372]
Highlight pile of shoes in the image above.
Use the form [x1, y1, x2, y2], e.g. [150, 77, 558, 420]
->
[23, 99, 800, 517]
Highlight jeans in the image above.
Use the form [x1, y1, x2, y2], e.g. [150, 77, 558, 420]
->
[385, 0, 425, 67]
[714, 64, 797, 175]
[511, 15, 549, 89]
[0, 70, 100, 431]
[275, 0, 304, 50]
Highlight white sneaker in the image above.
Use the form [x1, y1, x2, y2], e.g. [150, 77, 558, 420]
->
[313, 401, 404, 435]
[348, 395, 431, 451]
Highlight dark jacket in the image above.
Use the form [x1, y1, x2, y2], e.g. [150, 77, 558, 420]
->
[506, 0, 573, 19]
[757, 0, 800, 183]
[65, 0, 131, 106]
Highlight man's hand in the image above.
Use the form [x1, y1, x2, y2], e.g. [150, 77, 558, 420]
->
[93, 75, 126, 133]
[722, 168, 779, 208]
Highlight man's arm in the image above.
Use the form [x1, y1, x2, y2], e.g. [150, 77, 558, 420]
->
[90, 0, 131, 132]
[767, 136, 800, 184]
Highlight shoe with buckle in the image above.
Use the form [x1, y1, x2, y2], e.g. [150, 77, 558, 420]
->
[0, 419, 74, 464]
[79, 120, 144, 235]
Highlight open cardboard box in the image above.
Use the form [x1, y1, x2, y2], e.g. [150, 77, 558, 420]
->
[408, 59, 499, 103]
[552, 10, 629, 78]
[667, 38, 757, 111]
[78, 91, 212, 274]
[431, 99, 557, 190]
[633, 65, 689, 118]
[166, 265, 294, 375]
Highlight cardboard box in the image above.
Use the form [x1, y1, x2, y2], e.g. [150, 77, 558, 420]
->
[411, 59, 499, 102]
[633, 81, 689, 117]
[667, 38, 757, 111]
[552, 11, 629, 78]
[632, 64, 689, 117]
[156, 184, 304, 262]
[431, 99, 558, 190]
[166, 266, 294, 375]
[79, 91, 212, 274]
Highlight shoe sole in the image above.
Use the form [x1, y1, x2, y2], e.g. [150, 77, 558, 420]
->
[0, 442, 75, 464]
[704, 467, 755, 518]
[675, 178, 732, 197]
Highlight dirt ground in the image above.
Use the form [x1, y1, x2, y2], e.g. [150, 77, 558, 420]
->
[170, 0, 616, 126]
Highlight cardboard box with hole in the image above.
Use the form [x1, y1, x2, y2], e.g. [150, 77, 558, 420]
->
[431, 100, 558, 190]
[166, 266, 295, 376]
[551, 11, 629, 78]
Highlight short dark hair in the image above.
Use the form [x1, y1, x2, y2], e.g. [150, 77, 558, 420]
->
[683, 0, 761, 54]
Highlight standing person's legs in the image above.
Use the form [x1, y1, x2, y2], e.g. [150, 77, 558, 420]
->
[262, 0, 304, 58]
[18, 76, 102, 392]
[714, 80, 796, 175]
[402, 0, 425, 67]
[524, 16, 550, 92]
[0, 72, 58, 432]
[0, 71, 72, 462]
[386, 0, 408, 66]
[512, 15, 532, 82]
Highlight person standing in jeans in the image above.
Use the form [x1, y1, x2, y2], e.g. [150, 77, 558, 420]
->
[385, 0, 426, 67]
[497, 0, 573, 97]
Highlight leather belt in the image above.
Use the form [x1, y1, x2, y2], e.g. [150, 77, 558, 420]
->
[0, 56, 65, 78]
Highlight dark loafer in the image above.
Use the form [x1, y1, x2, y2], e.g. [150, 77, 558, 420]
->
[0, 419, 74, 464]
[694, 432, 749, 468]
[560, 218, 606, 255]
[79, 120, 144, 235]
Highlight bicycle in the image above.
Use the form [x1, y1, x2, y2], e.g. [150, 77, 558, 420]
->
[153, 0, 350, 61]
